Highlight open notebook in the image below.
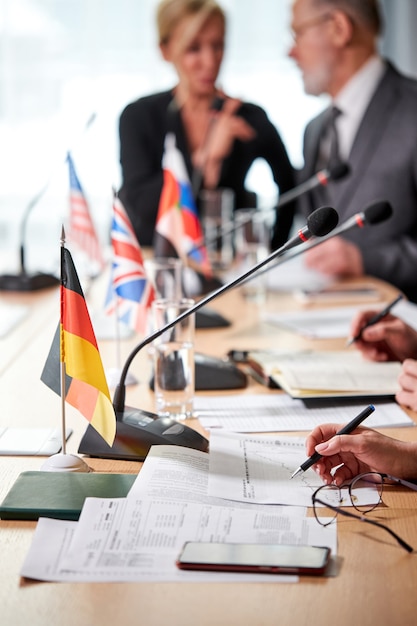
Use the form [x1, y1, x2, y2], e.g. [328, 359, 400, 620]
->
[247, 350, 402, 400]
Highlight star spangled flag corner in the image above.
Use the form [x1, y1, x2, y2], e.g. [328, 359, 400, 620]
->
[41, 241, 116, 447]
[104, 192, 155, 334]
[154, 132, 211, 276]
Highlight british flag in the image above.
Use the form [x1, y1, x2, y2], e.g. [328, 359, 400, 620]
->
[67, 152, 104, 270]
[105, 192, 155, 334]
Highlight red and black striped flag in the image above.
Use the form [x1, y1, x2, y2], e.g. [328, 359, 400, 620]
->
[41, 244, 116, 446]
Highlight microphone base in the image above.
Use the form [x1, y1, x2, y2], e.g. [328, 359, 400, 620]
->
[195, 307, 230, 329]
[0, 272, 59, 292]
[78, 407, 209, 462]
[149, 352, 248, 391]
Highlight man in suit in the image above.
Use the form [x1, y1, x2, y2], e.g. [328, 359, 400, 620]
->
[289, 0, 417, 302]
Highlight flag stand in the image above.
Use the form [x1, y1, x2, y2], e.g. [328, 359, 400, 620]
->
[102, 189, 154, 388]
[41, 227, 91, 472]
[41, 360, 91, 473]
[41, 358, 90, 472]
[105, 298, 138, 389]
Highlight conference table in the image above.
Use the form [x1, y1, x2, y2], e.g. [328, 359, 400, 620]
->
[1, 270, 416, 626]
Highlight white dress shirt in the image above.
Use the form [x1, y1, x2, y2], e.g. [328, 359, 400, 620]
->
[333, 55, 386, 161]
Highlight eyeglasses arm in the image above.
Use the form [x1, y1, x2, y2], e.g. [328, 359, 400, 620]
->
[313, 496, 414, 553]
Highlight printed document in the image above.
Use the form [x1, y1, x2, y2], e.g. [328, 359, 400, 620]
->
[20, 446, 336, 582]
[208, 431, 381, 508]
[195, 395, 413, 432]
[261, 305, 365, 339]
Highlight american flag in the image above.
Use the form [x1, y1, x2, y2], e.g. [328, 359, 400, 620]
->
[153, 133, 211, 276]
[105, 192, 155, 334]
[67, 152, 104, 270]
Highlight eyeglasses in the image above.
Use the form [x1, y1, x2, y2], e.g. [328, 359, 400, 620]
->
[291, 12, 333, 43]
[312, 472, 417, 553]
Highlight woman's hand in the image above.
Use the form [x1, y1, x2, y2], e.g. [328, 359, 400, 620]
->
[195, 97, 256, 188]
[305, 423, 417, 484]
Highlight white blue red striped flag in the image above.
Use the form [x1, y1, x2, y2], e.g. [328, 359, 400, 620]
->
[154, 133, 211, 276]
[67, 152, 104, 270]
[105, 193, 155, 334]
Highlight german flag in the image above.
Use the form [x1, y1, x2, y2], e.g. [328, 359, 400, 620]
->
[42, 245, 116, 446]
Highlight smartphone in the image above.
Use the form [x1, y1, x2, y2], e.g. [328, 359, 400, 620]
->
[176, 542, 330, 575]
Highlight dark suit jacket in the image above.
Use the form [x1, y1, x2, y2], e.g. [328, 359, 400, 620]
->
[118, 90, 295, 249]
[299, 62, 417, 302]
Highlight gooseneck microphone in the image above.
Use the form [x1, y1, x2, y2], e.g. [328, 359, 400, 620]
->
[112, 205, 338, 413]
[275, 162, 350, 208]
[0, 113, 96, 292]
[279, 203, 339, 252]
[248, 200, 393, 284]
[187, 162, 349, 259]
[0, 187, 61, 291]
[328, 199, 392, 237]
[78, 205, 338, 462]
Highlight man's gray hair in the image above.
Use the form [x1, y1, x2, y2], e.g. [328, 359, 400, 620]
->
[311, 0, 383, 35]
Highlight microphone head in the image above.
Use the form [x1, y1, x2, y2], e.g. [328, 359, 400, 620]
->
[328, 162, 350, 181]
[363, 200, 393, 225]
[307, 206, 339, 237]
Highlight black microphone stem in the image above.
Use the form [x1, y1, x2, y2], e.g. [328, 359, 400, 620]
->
[188, 165, 349, 259]
[243, 218, 348, 285]
[19, 182, 51, 273]
[113, 233, 313, 412]
[188, 208, 271, 258]
[247, 200, 392, 284]
[274, 174, 328, 207]
[16, 113, 97, 277]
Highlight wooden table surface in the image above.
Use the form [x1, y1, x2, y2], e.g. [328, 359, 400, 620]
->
[1, 274, 416, 626]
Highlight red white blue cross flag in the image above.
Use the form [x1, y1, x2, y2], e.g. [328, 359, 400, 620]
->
[105, 192, 155, 334]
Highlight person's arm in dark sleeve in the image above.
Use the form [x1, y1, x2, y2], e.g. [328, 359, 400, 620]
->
[252, 108, 297, 249]
[118, 101, 164, 246]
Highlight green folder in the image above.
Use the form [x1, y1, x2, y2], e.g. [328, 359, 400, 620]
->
[0, 471, 137, 521]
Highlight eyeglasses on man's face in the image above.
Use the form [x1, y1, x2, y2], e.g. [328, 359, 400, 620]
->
[290, 11, 334, 43]
[312, 472, 417, 553]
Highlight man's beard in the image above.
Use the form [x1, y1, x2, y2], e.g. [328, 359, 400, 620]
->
[302, 62, 333, 96]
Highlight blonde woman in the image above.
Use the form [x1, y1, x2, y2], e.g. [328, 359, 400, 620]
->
[118, 0, 295, 248]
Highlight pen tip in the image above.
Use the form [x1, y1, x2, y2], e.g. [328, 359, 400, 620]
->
[291, 468, 301, 479]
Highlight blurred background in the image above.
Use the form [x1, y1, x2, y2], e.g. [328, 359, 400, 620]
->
[0, 0, 416, 276]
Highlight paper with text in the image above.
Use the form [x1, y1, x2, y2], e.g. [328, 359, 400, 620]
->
[261, 305, 364, 339]
[20, 446, 336, 583]
[208, 431, 380, 507]
[195, 395, 413, 432]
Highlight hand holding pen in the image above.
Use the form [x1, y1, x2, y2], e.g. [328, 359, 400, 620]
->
[291, 405, 375, 479]
[346, 294, 403, 347]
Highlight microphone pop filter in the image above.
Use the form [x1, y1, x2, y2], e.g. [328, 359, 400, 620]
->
[328, 162, 350, 181]
[307, 206, 339, 237]
[363, 200, 393, 225]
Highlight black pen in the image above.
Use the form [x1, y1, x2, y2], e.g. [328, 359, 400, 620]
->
[346, 294, 403, 347]
[290, 404, 375, 479]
